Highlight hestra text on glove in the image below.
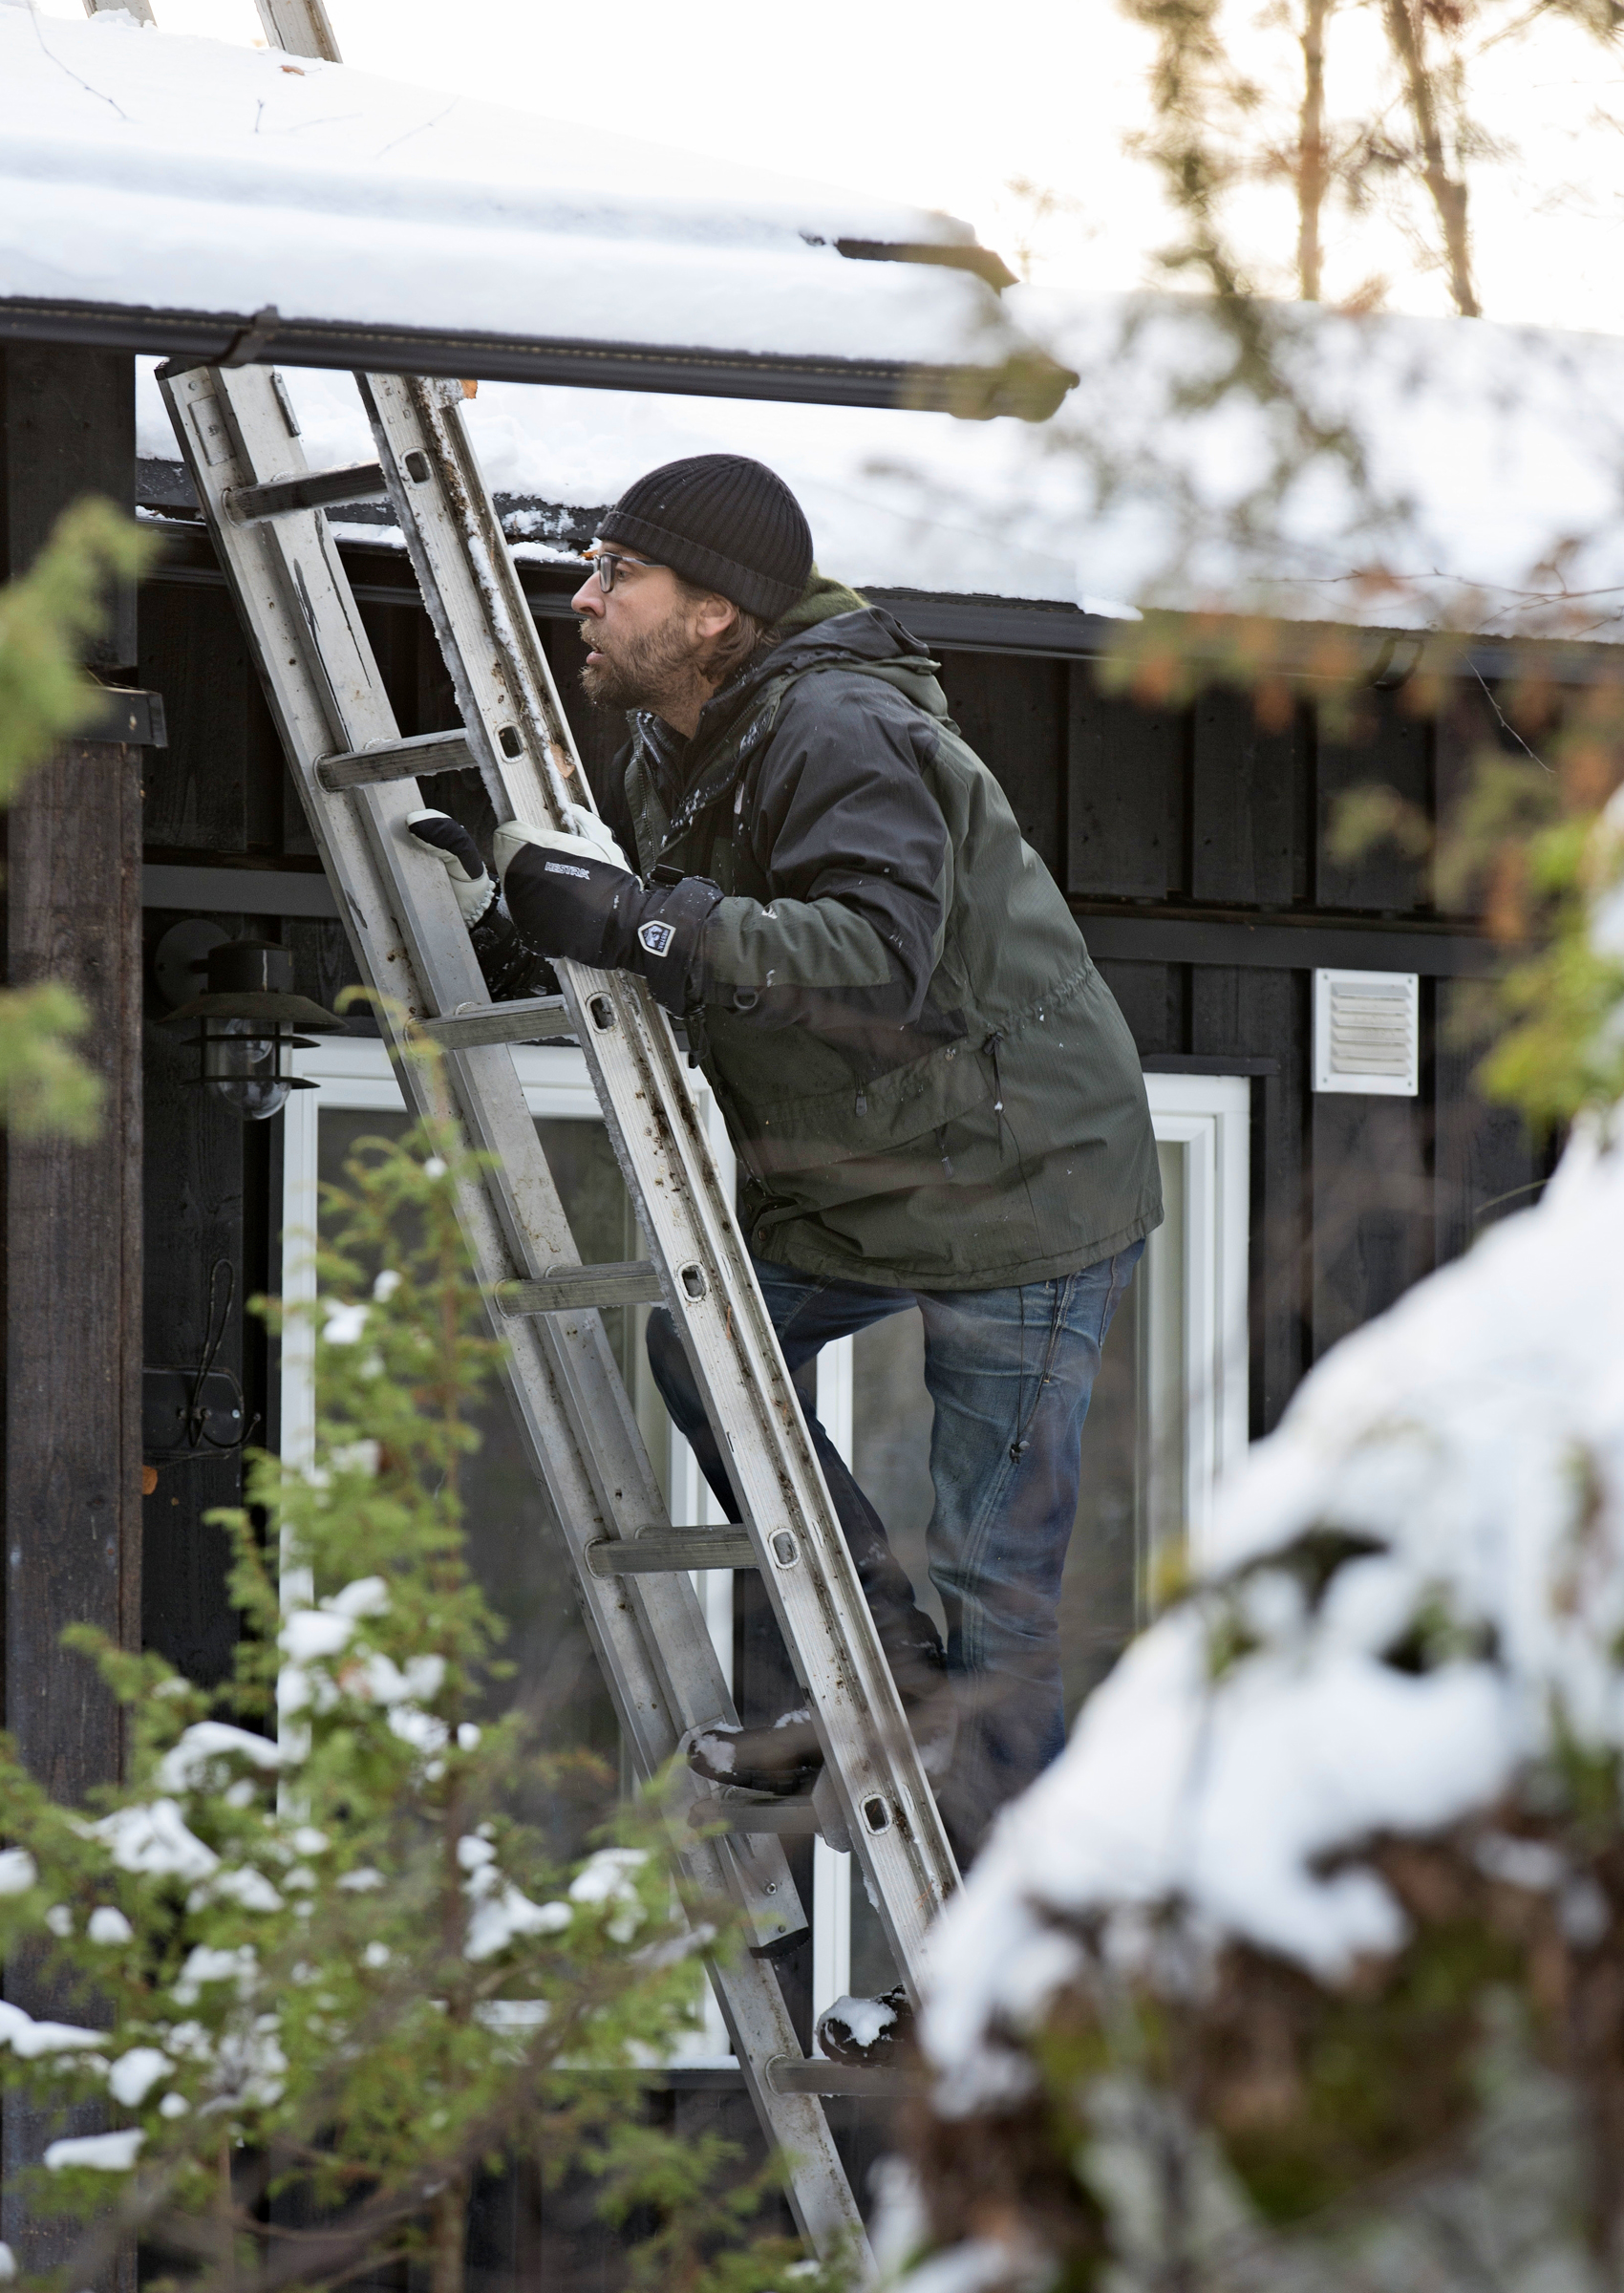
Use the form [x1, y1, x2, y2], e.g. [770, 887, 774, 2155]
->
[501, 833, 720, 1014]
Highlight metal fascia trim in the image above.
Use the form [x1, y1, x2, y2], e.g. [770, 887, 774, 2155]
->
[0, 295, 1073, 416]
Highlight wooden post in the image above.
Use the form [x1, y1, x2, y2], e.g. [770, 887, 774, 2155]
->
[0, 342, 142, 2278]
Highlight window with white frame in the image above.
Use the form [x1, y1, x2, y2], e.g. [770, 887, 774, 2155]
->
[818, 1070, 1250, 1998]
[280, 1032, 737, 2057]
[280, 1043, 1250, 2047]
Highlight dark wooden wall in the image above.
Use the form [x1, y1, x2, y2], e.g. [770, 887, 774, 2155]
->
[948, 653, 1543, 1435]
[0, 343, 144, 2279]
[133, 541, 1549, 1582]
[136, 561, 389, 1685]
[123, 533, 1549, 2278]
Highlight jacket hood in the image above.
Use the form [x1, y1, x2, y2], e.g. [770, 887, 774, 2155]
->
[746, 571, 947, 718]
[772, 566, 868, 636]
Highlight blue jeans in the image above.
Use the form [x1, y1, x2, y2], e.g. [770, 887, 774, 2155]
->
[645, 1241, 1143, 1854]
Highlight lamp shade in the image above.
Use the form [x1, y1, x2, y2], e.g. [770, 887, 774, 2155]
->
[161, 937, 346, 1033]
[162, 938, 347, 1121]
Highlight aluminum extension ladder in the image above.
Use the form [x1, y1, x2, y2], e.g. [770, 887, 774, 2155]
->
[157, 352, 958, 2261]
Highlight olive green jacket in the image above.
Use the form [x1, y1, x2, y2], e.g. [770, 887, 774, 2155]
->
[602, 579, 1162, 1290]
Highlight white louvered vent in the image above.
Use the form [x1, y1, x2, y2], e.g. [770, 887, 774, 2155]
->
[1313, 969, 1419, 1097]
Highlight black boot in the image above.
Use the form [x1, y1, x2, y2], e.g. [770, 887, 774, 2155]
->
[688, 1683, 956, 1801]
[688, 1707, 823, 1797]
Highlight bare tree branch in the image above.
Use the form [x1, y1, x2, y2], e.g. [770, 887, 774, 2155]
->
[1296, 0, 1333, 296]
[1380, 0, 1481, 312]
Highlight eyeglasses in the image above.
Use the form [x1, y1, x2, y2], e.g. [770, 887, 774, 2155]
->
[584, 544, 659, 593]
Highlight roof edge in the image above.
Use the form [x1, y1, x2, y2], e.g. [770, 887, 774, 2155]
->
[0, 296, 1076, 419]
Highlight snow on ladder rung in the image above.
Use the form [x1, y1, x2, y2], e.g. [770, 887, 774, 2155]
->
[316, 728, 474, 791]
[225, 461, 389, 521]
[585, 1529, 759, 1576]
[498, 1261, 666, 1314]
[420, 997, 576, 1050]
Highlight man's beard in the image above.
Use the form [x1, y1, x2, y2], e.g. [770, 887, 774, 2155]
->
[578, 611, 706, 717]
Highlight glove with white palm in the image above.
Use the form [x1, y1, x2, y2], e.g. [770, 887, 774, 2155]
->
[405, 808, 495, 926]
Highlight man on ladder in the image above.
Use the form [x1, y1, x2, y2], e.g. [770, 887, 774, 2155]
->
[410, 453, 1161, 1871]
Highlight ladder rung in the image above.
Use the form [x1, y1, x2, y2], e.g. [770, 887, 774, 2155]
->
[316, 728, 473, 791]
[499, 1262, 664, 1314]
[586, 1530, 759, 1576]
[764, 2054, 924, 2100]
[227, 461, 389, 521]
[421, 996, 575, 1050]
[693, 1795, 823, 1837]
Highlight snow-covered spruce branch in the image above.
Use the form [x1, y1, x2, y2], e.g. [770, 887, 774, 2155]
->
[889, 790, 1624, 2285]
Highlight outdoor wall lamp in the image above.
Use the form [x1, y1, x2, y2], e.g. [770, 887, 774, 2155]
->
[157, 923, 345, 1121]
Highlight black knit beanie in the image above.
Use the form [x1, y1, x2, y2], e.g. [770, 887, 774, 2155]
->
[597, 455, 813, 622]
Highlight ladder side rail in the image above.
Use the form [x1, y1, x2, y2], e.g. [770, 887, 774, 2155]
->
[351, 830, 871, 2267]
[251, 0, 340, 61]
[160, 370, 416, 1008]
[356, 373, 960, 1981]
[356, 375, 590, 815]
[155, 363, 715, 1782]
[574, 966, 961, 1970]
[158, 356, 797, 1890]
[368, 367, 959, 1973]
[160, 360, 866, 2262]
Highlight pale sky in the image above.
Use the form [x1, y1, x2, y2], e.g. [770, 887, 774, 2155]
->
[37, 0, 1624, 334]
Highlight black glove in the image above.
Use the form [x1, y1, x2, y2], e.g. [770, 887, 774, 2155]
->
[405, 809, 494, 925]
[498, 830, 721, 1016]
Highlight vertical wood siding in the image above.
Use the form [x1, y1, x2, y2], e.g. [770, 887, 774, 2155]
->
[1, 342, 143, 2285]
[120, 568, 1557, 2271]
[950, 651, 1545, 1434]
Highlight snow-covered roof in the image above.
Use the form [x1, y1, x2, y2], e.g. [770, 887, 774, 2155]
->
[0, 5, 1065, 416]
[133, 293, 1624, 645]
[921, 813, 1624, 2111]
[54, 4, 1618, 641]
[1020, 294, 1624, 646]
[133, 361, 1100, 609]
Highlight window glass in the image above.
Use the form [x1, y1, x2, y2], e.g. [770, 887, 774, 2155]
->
[314, 1106, 635, 1853]
[310, 1089, 1203, 2000]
